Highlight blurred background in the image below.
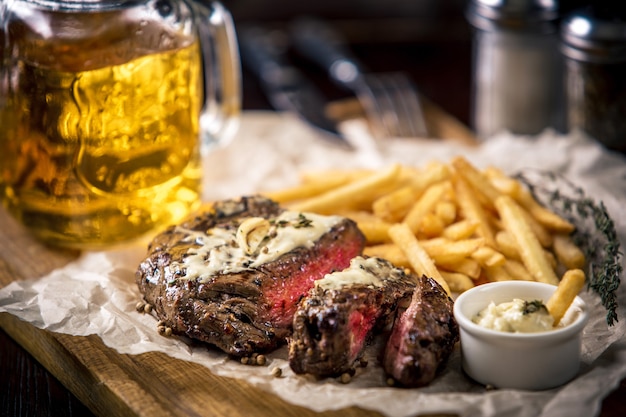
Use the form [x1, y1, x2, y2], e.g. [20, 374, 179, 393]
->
[222, 0, 473, 125]
[222, 0, 595, 130]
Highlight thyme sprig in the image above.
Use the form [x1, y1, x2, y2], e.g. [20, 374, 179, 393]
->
[515, 170, 622, 326]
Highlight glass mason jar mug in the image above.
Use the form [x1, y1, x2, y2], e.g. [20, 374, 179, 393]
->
[0, 0, 241, 248]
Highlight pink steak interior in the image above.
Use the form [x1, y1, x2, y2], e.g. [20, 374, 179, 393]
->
[260, 235, 363, 328]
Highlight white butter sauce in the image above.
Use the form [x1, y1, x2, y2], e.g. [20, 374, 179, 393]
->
[314, 256, 393, 291]
[169, 211, 342, 283]
[472, 298, 554, 333]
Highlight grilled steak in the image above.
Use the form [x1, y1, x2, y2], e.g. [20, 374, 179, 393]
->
[288, 256, 415, 377]
[383, 275, 459, 387]
[135, 196, 365, 357]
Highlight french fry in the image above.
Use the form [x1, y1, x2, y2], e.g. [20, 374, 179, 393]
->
[495, 230, 522, 261]
[512, 185, 576, 234]
[366, 238, 484, 269]
[438, 258, 482, 280]
[363, 244, 409, 268]
[298, 168, 372, 183]
[471, 246, 506, 268]
[408, 161, 451, 193]
[502, 259, 535, 281]
[350, 216, 392, 244]
[372, 163, 450, 222]
[418, 212, 446, 238]
[453, 174, 496, 247]
[442, 219, 480, 240]
[483, 166, 523, 196]
[553, 234, 586, 269]
[435, 201, 457, 226]
[545, 250, 558, 270]
[372, 185, 421, 223]
[289, 164, 402, 214]
[484, 265, 514, 282]
[518, 204, 554, 248]
[546, 269, 586, 326]
[420, 237, 486, 264]
[495, 229, 555, 267]
[440, 271, 475, 293]
[403, 181, 452, 234]
[262, 176, 350, 203]
[452, 156, 502, 207]
[495, 195, 559, 285]
[388, 223, 451, 295]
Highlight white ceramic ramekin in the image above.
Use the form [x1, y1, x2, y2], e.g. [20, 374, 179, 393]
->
[453, 281, 589, 390]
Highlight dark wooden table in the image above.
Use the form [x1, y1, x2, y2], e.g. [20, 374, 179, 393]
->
[2, 2, 625, 416]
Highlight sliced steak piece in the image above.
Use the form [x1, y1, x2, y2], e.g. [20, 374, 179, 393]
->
[135, 196, 365, 357]
[288, 256, 415, 377]
[383, 275, 459, 387]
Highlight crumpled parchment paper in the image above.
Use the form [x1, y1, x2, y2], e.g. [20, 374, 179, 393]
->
[1, 111, 625, 417]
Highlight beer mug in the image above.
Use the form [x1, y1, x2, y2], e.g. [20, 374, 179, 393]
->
[0, 0, 241, 248]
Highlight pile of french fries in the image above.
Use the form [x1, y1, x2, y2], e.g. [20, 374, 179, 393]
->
[262, 157, 586, 295]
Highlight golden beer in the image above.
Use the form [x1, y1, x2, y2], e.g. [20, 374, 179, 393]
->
[0, 40, 203, 248]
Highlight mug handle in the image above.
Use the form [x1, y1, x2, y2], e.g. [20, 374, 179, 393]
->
[195, 1, 241, 154]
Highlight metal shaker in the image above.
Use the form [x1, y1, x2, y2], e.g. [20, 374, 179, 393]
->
[561, 5, 626, 154]
[467, 0, 563, 139]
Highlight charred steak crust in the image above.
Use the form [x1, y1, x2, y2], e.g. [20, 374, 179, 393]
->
[383, 275, 459, 387]
[288, 257, 415, 377]
[135, 196, 366, 357]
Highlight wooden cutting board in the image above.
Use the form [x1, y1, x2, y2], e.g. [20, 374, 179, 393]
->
[0, 109, 472, 417]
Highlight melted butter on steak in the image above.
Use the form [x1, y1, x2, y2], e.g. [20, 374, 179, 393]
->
[135, 196, 366, 357]
[169, 211, 344, 282]
[289, 256, 415, 377]
[315, 256, 407, 291]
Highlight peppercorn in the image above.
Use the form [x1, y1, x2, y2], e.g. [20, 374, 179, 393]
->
[339, 373, 351, 384]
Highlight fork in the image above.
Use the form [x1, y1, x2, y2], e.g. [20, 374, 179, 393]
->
[290, 18, 428, 139]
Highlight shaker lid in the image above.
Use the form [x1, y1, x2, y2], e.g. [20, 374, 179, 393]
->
[467, 0, 559, 32]
[561, 5, 626, 62]
[21, 0, 137, 11]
